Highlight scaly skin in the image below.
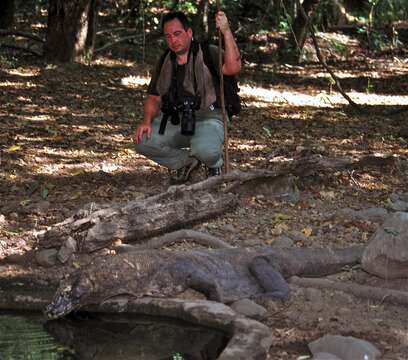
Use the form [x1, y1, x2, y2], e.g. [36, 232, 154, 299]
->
[45, 246, 363, 319]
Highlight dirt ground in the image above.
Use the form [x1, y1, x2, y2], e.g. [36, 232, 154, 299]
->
[1, 32, 408, 359]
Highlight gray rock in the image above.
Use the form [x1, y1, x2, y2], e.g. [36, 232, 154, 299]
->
[57, 237, 77, 263]
[337, 207, 388, 223]
[237, 175, 300, 203]
[220, 224, 238, 233]
[272, 235, 294, 248]
[289, 230, 311, 245]
[28, 200, 50, 214]
[390, 193, 408, 203]
[387, 199, 408, 212]
[313, 352, 342, 360]
[309, 334, 381, 360]
[303, 288, 324, 311]
[362, 212, 408, 279]
[35, 249, 58, 267]
[230, 299, 267, 319]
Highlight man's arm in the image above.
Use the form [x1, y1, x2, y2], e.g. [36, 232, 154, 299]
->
[133, 95, 161, 144]
[216, 11, 241, 76]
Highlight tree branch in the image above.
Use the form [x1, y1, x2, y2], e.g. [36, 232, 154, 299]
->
[296, 0, 363, 112]
[0, 30, 44, 43]
[94, 35, 141, 53]
[0, 43, 42, 56]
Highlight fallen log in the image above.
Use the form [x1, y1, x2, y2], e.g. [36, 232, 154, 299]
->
[39, 190, 237, 253]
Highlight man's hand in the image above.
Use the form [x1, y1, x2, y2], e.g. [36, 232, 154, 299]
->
[133, 122, 151, 144]
[215, 11, 231, 34]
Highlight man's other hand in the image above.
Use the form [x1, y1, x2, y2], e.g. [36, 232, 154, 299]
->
[133, 122, 151, 144]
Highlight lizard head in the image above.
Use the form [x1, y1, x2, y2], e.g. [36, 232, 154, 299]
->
[45, 274, 92, 320]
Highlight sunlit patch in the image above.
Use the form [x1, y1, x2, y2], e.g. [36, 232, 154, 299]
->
[93, 58, 134, 67]
[0, 81, 37, 88]
[120, 75, 150, 87]
[3, 68, 41, 77]
[240, 85, 408, 108]
[22, 115, 52, 122]
[235, 142, 267, 151]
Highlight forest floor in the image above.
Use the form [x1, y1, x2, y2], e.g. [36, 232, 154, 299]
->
[1, 29, 408, 359]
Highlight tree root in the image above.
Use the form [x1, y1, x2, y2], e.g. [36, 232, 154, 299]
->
[290, 276, 408, 307]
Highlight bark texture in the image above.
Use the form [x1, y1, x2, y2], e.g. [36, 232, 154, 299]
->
[39, 190, 237, 253]
[44, 0, 99, 62]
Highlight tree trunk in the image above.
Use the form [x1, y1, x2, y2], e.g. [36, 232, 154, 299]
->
[271, 0, 281, 28]
[44, 0, 99, 62]
[193, 0, 209, 39]
[0, 0, 14, 29]
[126, 0, 140, 26]
[289, 0, 321, 51]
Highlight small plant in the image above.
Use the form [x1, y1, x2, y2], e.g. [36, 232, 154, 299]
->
[278, 19, 290, 32]
[366, 78, 374, 94]
[0, 54, 17, 69]
[328, 39, 347, 56]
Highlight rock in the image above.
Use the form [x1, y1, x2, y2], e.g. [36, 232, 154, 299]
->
[336, 207, 388, 224]
[390, 193, 408, 203]
[303, 288, 324, 312]
[289, 230, 311, 245]
[272, 235, 294, 248]
[362, 212, 408, 279]
[57, 237, 77, 263]
[28, 200, 50, 214]
[230, 299, 267, 319]
[238, 175, 300, 203]
[9, 212, 18, 220]
[313, 352, 342, 360]
[0, 214, 7, 225]
[220, 224, 238, 234]
[35, 249, 58, 267]
[309, 334, 381, 360]
[242, 237, 263, 247]
[387, 199, 408, 212]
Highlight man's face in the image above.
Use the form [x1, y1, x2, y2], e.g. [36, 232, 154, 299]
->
[163, 18, 192, 56]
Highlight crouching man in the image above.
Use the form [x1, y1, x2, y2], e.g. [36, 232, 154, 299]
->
[133, 11, 241, 184]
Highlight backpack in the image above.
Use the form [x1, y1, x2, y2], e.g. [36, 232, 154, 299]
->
[157, 41, 241, 117]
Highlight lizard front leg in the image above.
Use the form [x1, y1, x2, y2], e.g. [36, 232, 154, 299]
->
[186, 268, 224, 302]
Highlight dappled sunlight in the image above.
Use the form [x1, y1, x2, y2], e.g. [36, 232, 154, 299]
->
[0, 80, 38, 89]
[2, 67, 41, 77]
[240, 84, 408, 108]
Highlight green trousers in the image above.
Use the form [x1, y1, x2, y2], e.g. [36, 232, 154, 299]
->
[135, 110, 225, 170]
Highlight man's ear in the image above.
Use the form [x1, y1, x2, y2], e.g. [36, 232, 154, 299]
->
[187, 27, 193, 38]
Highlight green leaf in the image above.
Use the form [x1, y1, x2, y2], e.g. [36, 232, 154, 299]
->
[41, 186, 49, 199]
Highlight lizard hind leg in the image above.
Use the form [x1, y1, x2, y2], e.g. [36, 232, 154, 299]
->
[249, 256, 290, 301]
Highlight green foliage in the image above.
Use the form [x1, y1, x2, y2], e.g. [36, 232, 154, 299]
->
[366, 78, 374, 94]
[328, 39, 347, 55]
[278, 19, 290, 32]
[172, 353, 185, 360]
[0, 54, 17, 68]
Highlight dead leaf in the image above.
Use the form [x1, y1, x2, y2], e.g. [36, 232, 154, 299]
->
[302, 227, 313, 237]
